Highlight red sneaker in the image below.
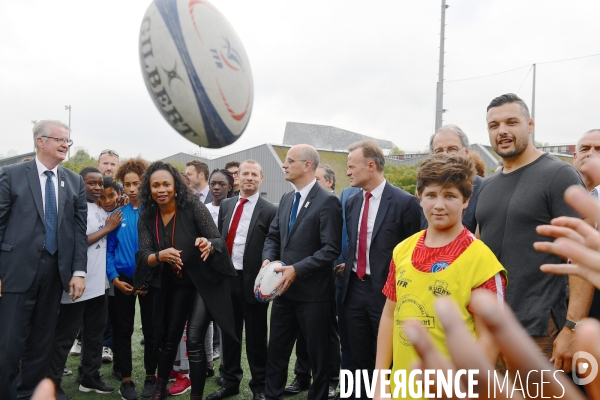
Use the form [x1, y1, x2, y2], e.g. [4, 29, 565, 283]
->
[169, 369, 178, 382]
[169, 373, 191, 396]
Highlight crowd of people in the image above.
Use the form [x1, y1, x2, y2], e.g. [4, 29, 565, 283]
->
[1, 91, 599, 400]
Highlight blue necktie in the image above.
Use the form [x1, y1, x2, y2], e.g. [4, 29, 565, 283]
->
[44, 171, 58, 255]
[289, 192, 301, 233]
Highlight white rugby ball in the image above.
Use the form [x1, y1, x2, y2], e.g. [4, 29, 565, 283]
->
[139, 0, 253, 148]
[254, 261, 285, 303]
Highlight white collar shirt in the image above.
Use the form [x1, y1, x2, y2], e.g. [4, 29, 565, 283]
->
[197, 185, 210, 202]
[229, 192, 260, 270]
[35, 157, 59, 213]
[292, 179, 317, 218]
[353, 179, 387, 275]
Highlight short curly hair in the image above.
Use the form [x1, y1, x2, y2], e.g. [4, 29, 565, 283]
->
[416, 154, 476, 201]
[115, 158, 149, 183]
[140, 161, 194, 217]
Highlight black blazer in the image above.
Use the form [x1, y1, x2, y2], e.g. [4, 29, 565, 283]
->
[341, 182, 422, 305]
[262, 183, 342, 302]
[0, 159, 87, 293]
[218, 195, 277, 303]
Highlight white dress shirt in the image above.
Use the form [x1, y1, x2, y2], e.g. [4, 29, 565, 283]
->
[229, 192, 260, 270]
[35, 157, 58, 213]
[197, 185, 210, 203]
[35, 157, 85, 277]
[353, 179, 386, 275]
[291, 179, 317, 219]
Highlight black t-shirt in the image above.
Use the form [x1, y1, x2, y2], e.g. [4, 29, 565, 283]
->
[476, 154, 584, 336]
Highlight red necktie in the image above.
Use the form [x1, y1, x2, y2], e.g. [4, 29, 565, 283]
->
[356, 192, 372, 279]
[226, 198, 249, 256]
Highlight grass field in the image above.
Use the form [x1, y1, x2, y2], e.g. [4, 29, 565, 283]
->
[61, 305, 307, 400]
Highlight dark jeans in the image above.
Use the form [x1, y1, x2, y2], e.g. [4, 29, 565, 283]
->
[0, 252, 62, 400]
[110, 275, 156, 378]
[157, 284, 212, 397]
[221, 273, 269, 393]
[47, 293, 108, 386]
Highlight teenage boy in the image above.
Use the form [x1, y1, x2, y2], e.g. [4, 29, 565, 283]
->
[375, 154, 506, 399]
[47, 167, 122, 399]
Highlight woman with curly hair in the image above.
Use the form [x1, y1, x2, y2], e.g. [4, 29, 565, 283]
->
[134, 161, 237, 400]
[106, 157, 158, 399]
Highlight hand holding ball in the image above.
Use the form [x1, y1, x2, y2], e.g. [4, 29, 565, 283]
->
[254, 261, 285, 303]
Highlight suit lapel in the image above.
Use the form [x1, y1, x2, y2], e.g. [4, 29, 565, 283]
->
[280, 192, 294, 246]
[222, 197, 237, 240]
[348, 192, 363, 247]
[26, 160, 45, 223]
[372, 183, 392, 241]
[57, 166, 67, 230]
[246, 197, 263, 245]
[286, 184, 320, 245]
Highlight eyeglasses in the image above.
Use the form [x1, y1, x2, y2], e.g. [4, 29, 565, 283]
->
[433, 146, 464, 154]
[229, 170, 239, 176]
[100, 149, 119, 157]
[285, 158, 307, 164]
[42, 136, 73, 147]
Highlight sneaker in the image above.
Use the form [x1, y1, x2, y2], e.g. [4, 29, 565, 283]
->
[70, 340, 82, 356]
[169, 369, 179, 382]
[141, 375, 156, 398]
[102, 347, 114, 363]
[63, 367, 72, 376]
[79, 376, 115, 394]
[168, 373, 191, 396]
[212, 347, 220, 360]
[119, 380, 138, 400]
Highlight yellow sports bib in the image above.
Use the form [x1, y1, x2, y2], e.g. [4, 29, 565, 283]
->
[390, 230, 506, 399]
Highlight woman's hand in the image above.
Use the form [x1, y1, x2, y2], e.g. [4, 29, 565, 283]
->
[159, 248, 183, 276]
[195, 237, 213, 261]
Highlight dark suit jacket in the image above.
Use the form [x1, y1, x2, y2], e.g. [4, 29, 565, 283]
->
[204, 191, 213, 204]
[0, 159, 88, 293]
[262, 183, 342, 303]
[341, 182, 422, 305]
[218, 195, 277, 303]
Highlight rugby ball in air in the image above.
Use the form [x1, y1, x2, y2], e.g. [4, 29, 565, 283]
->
[254, 261, 285, 303]
[139, 0, 253, 149]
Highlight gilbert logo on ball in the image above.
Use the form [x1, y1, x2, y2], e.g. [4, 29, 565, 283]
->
[139, 0, 253, 148]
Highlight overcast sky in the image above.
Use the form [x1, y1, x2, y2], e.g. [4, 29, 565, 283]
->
[1, 0, 598, 160]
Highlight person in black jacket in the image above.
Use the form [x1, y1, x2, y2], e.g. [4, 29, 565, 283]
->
[134, 161, 237, 400]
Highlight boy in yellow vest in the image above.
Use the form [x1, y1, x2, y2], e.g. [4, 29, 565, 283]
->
[375, 154, 507, 399]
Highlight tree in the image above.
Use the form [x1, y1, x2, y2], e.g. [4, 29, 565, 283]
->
[384, 164, 419, 194]
[62, 149, 97, 174]
[389, 146, 405, 155]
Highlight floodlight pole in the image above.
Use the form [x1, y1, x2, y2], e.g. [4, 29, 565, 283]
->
[65, 105, 71, 159]
[435, 0, 449, 131]
[531, 63, 536, 145]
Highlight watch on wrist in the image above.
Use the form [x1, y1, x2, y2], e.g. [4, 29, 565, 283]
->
[155, 251, 160, 263]
[565, 319, 579, 331]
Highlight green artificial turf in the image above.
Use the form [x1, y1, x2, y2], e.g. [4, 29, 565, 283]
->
[61, 304, 308, 400]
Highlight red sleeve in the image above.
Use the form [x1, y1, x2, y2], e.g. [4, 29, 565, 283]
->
[382, 259, 397, 302]
[472, 272, 507, 301]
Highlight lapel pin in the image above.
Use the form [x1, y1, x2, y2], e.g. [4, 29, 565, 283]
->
[61, 181, 65, 187]
[304, 201, 310, 208]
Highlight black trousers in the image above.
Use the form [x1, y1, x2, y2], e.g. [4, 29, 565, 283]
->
[110, 275, 156, 378]
[221, 273, 269, 393]
[265, 297, 331, 400]
[157, 284, 212, 397]
[344, 273, 385, 400]
[47, 293, 108, 386]
[0, 252, 61, 400]
[292, 299, 341, 386]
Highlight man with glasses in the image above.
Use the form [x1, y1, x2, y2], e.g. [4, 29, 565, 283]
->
[424, 124, 481, 233]
[225, 161, 241, 196]
[0, 120, 87, 399]
[97, 149, 119, 178]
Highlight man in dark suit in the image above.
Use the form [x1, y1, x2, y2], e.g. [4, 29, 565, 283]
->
[185, 160, 213, 204]
[206, 160, 277, 400]
[340, 140, 422, 399]
[262, 144, 342, 400]
[0, 120, 88, 400]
